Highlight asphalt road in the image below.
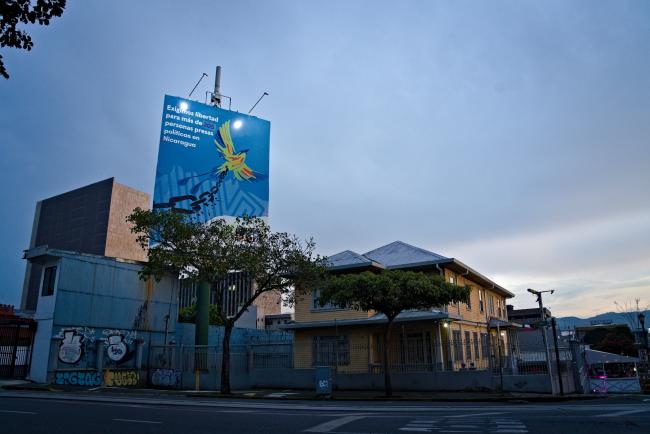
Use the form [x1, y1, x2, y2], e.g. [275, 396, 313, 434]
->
[0, 392, 649, 434]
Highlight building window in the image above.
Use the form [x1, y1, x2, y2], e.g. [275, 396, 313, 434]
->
[42, 266, 57, 296]
[312, 335, 350, 367]
[312, 288, 341, 310]
[480, 333, 489, 359]
[466, 286, 472, 310]
[473, 331, 480, 359]
[496, 299, 502, 318]
[464, 331, 472, 361]
[478, 289, 484, 312]
[449, 274, 456, 285]
[488, 295, 494, 316]
[452, 330, 463, 362]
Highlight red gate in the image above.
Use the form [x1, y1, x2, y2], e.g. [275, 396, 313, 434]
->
[0, 316, 36, 379]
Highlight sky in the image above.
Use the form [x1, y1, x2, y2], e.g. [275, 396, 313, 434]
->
[0, 1, 649, 317]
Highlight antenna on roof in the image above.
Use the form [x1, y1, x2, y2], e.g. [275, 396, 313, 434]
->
[189, 73, 208, 98]
[248, 92, 269, 114]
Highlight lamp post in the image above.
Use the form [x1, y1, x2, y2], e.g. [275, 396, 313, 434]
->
[638, 312, 648, 370]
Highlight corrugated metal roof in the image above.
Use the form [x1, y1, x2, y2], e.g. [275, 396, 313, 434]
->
[585, 349, 639, 364]
[281, 309, 456, 329]
[363, 241, 448, 268]
[326, 250, 373, 268]
[325, 241, 513, 298]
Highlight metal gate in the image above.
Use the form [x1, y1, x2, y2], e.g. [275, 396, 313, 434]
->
[0, 321, 36, 379]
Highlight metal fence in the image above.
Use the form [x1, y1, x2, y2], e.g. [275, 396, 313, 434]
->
[147, 333, 576, 392]
[250, 338, 503, 373]
[248, 336, 574, 376]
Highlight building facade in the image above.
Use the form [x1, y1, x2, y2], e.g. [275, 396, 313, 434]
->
[178, 276, 282, 330]
[287, 241, 517, 373]
[23, 247, 178, 385]
[21, 178, 150, 311]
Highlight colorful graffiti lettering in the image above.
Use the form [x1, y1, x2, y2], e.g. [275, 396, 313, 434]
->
[54, 371, 102, 386]
[103, 369, 139, 387]
[151, 369, 181, 387]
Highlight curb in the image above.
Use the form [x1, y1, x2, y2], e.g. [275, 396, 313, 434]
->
[1, 385, 607, 403]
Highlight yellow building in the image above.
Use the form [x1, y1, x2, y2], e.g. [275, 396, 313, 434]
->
[287, 241, 516, 373]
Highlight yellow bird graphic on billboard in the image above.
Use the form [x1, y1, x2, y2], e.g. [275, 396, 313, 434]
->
[214, 120, 256, 181]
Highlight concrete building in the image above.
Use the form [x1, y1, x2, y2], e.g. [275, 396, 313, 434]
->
[265, 313, 294, 330]
[24, 247, 178, 385]
[21, 178, 150, 311]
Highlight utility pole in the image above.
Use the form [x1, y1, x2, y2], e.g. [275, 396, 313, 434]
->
[527, 288, 557, 395]
[551, 317, 564, 396]
[638, 313, 648, 370]
[194, 64, 223, 389]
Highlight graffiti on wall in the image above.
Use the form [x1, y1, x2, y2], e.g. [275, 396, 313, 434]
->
[104, 369, 139, 387]
[151, 368, 181, 387]
[54, 371, 102, 386]
[102, 329, 136, 364]
[54, 327, 96, 364]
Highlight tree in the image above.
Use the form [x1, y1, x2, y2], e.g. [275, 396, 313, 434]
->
[593, 331, 637, 357]
[318, 270, 469, 397]
[178, 303, 225, 325]
[127, 209, 326, 394]
[614, 298, 649, 331]
[1, 0, 66, 79]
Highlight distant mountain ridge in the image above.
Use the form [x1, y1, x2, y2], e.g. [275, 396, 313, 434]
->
[555, 310, 650, 330]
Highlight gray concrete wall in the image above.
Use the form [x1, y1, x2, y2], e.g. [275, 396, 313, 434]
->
[249, 368, 315, 389]
[247, 368, 560, 392]
[500, 374, 553, 393]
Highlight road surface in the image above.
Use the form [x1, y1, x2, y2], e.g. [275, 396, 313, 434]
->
[0, 391, 649, 434]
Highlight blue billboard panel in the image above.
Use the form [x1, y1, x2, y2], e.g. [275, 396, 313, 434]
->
[153, 95, 270, 221]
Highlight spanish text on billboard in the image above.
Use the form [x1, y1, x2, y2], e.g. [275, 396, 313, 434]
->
[153, 95, 270, 221]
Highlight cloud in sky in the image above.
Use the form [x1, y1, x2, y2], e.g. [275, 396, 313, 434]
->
[0, 1, 648, 317]
[447, 208, 650, 316]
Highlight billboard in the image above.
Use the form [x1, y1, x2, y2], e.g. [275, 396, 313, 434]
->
[153, 95, 270, 222]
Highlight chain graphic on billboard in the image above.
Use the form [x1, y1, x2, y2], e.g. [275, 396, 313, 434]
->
[153, 95, 270, 221]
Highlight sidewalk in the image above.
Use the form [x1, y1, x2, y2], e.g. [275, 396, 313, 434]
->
[1, 381, 608, 402]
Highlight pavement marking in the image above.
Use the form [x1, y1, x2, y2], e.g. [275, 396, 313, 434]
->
[596, 408, 650, 418]
[0, 410, 37, 414]
[304, 415, 367, 433]
[492, 428, 528, 433]
[440, 429, 481, 432]
[490, 417, 528, 433]
[400, 418, 442, 432]
[112, 418, 162, 424]
[266, 392, 301, 398]
[446, 412, 505, 418]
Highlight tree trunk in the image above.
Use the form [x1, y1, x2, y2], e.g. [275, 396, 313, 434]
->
[220, 321, 233, 394]
[383, 319, 395, 397]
